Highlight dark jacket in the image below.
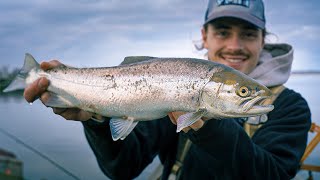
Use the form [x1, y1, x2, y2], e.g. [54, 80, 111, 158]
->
[82, 87, 311, 180]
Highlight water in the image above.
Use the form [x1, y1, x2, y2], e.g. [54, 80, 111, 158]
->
[0, 98, 107, 180]
[286, 75, 320, 180]
[0, 75, 319, 180]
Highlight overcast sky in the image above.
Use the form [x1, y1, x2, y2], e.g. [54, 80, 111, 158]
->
[0, 0, 319, 71]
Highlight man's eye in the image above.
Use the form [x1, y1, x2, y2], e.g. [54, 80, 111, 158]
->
[243, 32, 258, 39]
[215, 31, 229, 38]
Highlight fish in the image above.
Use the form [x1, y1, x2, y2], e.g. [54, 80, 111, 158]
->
[4, 53, 274, 141]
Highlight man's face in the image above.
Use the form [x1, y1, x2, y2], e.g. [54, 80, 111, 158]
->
[202, 18, 264, 74]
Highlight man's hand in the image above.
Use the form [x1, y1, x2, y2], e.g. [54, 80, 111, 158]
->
[23, 60, 93, 121]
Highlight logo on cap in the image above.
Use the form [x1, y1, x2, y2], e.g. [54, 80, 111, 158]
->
[217, 0, 250, 7]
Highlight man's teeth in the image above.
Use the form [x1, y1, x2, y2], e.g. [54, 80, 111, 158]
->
[225, 59, 243, 63]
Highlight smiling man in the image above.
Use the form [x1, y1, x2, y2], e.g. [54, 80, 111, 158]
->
[23, 0, 311, 179]
[202, 0, 265, 75]
[202, 17, 263, 74]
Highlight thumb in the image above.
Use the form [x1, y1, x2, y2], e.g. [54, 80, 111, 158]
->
[40, 60, 62, 70]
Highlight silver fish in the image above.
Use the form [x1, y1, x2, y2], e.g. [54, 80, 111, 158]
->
[4, 53, 274, 141]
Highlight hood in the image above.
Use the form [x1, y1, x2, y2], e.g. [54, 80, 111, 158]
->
[248, 43, 293, 87]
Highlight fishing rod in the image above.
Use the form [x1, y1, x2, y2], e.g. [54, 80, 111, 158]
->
[0, 127, 81, 180]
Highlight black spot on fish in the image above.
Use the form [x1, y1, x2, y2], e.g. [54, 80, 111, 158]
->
[208, 66, 214, 71]
[142, 65, 149, 70]
[102, 74, 114, 80]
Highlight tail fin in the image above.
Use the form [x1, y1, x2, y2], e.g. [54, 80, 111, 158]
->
[3, 53, 40, 93]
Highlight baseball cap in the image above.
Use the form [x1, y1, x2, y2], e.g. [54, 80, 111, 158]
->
[204, 0, 266, 29]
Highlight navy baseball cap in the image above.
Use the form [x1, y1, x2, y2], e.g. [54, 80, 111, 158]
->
[204, 0, 266, 29]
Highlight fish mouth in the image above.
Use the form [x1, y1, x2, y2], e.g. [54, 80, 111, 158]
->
[241, 96, 274, 114]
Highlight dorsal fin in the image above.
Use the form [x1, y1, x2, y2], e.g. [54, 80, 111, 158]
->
[120, 56, 156, 65]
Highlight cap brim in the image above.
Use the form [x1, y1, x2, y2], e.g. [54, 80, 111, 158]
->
[205, 10, 265, 29]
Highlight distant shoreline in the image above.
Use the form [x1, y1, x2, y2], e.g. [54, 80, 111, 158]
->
[291, 71, 320, 75]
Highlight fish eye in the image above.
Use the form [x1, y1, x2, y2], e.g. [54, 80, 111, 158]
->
[237, 86, 250, 97]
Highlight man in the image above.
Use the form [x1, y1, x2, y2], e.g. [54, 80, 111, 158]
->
[24, 0, 311, 179]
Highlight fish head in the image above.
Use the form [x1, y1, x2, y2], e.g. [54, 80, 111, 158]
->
[201, 67, 274, 118]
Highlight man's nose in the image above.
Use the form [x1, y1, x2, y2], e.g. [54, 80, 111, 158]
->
[226, 35, 244, 51]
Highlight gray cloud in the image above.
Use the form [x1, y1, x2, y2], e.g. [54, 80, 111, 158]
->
[0, 0, 319, 70]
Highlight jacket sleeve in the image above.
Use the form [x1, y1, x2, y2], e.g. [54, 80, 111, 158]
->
[82, 117, 176, 180]
[185, 89, 311, 179]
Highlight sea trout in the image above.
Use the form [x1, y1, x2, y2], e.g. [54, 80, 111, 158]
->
[4, 53, 274, 141]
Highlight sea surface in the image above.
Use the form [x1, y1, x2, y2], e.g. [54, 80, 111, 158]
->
[0, 74, 319, 180]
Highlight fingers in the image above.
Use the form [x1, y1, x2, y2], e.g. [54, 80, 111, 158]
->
[168, 111, 185, 125]
[168, 113, 176, 125]
[52, 108, 93, 121]
[24, 59, 62, 103]
[52, 107, 68, 114]
[24, 77, 49, 103]
[39, 91, 92, 121]
[181, 120, 204, 133]
[24, 59, 90, 122]
[43, 93, 92, 121]
[40, 60, 62, 70]
[92, 114, 107, 122]
[182, 127, 191, 133]
[189, 120, 205, 131]
[40, 91, 51, 105]
[40, 92, 92, 121]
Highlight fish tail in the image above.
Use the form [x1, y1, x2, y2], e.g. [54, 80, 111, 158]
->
[3, 53, 40, 92]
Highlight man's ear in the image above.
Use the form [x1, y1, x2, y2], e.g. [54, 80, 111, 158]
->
[201, 28, 208, 49]
[261, 31, 265, 47]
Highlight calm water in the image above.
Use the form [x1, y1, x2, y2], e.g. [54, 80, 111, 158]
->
[0, 74, 319, 180]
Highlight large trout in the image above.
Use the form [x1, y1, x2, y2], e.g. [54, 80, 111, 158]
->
[4, 54, 274, 140]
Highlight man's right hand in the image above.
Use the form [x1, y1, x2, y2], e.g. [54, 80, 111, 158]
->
[23, 60, 94, 121]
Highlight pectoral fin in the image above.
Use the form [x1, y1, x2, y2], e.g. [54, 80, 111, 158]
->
[109, 118, 138, 141]
[176, 109, 207, 132]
